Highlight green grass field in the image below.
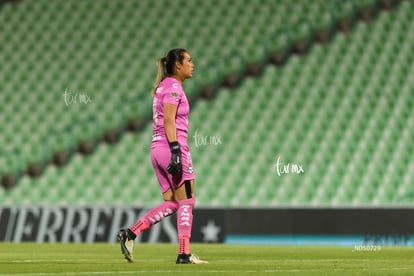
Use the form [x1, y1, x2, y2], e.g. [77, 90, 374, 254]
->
[1, 243, 414, 275]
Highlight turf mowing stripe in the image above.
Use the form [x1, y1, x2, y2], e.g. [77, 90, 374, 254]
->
[2, 243, 414, 275]
[2, 267, 413, 276]
[225, 234, 366, 245]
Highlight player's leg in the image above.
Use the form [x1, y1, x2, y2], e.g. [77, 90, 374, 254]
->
[175, 179, 194, 258]
[174, 179, 208, 264]
[117, 189, 179, 263]
[172, 147, 207, 264]
[117, 146, 179, 262]
[128, 189, 178, 239]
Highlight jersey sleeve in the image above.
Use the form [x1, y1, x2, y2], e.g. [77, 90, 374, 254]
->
[162, 82, 183, 106]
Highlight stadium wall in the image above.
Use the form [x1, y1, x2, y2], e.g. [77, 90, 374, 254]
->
[1, 206, 414, 246]
[225, 208, 414, 246]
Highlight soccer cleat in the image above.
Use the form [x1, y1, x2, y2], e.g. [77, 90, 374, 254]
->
[176, 253, 208, 264]
[117, 229, 134, 263]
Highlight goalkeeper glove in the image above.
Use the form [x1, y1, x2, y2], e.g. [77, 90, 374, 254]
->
[166, 141, 182, 175]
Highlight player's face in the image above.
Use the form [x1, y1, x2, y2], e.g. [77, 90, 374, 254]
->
[179, 52, 195, 79]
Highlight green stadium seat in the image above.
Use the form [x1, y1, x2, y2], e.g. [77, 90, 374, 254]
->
[1, 0, 413, 207]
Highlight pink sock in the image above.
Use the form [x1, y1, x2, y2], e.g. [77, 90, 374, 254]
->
[177, 197, 195, 254]
[129, 200, 178, 237]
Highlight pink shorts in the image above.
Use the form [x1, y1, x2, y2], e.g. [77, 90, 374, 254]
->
[151, 143, 195, 194]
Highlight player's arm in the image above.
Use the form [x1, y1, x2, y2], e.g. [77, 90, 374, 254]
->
[164, 103, 181, 175]
[164, 103, 178, 143]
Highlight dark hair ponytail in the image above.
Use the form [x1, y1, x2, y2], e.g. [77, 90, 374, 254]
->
[151, 48, 187, 97]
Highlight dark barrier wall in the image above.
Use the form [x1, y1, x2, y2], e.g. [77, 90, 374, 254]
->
[226, 208, 414, 235]
[1, 206, 414, 243]
[0, 206, 225, 243]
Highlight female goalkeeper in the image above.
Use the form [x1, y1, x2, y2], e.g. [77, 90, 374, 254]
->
[117, 48, 207, 264]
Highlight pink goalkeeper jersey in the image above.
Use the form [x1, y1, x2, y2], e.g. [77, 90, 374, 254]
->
[151, 77, 190, 146]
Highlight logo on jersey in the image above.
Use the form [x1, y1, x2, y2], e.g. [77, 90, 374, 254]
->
[186, 153, 194, 174]
[170, 91, 179, 101]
